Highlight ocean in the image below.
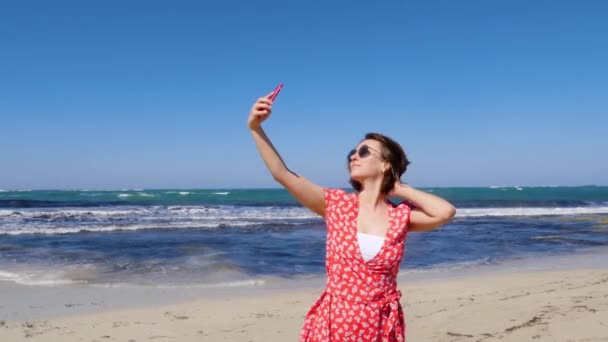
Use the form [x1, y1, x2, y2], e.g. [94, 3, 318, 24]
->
[0, 186, 607, 288]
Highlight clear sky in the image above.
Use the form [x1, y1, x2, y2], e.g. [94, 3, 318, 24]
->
[1, 0, 606, 190]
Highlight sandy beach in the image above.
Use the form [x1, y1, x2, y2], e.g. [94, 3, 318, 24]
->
[1, 264, 607, 342]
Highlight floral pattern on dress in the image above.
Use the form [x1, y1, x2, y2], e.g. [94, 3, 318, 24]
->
[300, 188, 412, 342]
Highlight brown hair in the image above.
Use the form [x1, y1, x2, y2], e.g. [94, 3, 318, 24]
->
[348, 132, 411, 194]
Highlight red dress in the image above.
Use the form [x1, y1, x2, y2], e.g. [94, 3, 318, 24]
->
[300, 188, 412, 342]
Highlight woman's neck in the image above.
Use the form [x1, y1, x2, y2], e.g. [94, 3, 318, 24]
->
[358, 181, 386, 211]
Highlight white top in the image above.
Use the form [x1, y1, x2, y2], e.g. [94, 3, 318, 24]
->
[357, 232, 385, 262]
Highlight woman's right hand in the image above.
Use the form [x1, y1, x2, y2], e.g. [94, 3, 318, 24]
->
[247, 94, 273, 130]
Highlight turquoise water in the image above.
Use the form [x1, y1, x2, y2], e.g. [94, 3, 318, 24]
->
[0, 186, 607, 287]
[1, 186, 607, 208]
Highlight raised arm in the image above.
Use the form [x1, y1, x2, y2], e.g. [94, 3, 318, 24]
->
[389, 182, 456, 232]
[247, 95, 325, 217]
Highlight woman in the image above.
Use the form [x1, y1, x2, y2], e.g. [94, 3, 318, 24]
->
[248, 93, 456, 342]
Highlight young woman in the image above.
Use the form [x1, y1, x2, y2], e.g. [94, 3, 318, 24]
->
[248, 93, 456, 342]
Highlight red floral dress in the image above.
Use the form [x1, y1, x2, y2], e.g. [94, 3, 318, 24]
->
[300, 188, 412, 342]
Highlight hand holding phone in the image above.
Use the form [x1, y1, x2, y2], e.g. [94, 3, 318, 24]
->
[268, 83, 283, 101]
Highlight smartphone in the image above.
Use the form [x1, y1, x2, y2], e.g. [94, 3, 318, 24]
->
[268, 83, 284, 101]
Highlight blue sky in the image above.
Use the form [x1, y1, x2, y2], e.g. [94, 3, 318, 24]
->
[1, 0, 606, 190]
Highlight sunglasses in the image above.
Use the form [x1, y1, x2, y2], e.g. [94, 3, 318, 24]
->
[347, 144, 383, 162]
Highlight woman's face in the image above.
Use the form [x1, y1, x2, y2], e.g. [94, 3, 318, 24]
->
[348, 139, 387, 181]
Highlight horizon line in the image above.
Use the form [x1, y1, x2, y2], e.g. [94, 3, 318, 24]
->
[1, 184, 606, 192]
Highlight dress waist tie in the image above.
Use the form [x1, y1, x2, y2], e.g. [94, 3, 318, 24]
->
[326, 288, 403, 340]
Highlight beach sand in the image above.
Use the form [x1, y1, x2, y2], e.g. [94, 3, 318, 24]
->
[1, 266, 607, 342]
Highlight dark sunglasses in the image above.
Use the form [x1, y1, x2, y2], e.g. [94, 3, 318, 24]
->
[347, 144, 382, 161]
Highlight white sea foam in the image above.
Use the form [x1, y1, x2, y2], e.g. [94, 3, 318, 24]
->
[0, 207, 154, 219]
[178, 192, 191, 195]
[159, 279, 266, 289]
[401, 258, 492, 276]
[457, 206, 608, 217]
[488, 186, 527, 190]
[118, 194, 131, 198]
[0, 205, 317, 221]
[400, 248, 608, 281]
[0, 210, 17, 217]
[87, 278, 267, 289]
[167, 206, 319, 220]
[0, 266, 266, 288]
[2, 204, 606, 236]
[0, 270, 19, 279]
[137, 192, 156, 197]
[79, 192, 107, 197]
[0, 269, 87, 286]
[212, 192, 230, 195]
[0, 220, 297, 235]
